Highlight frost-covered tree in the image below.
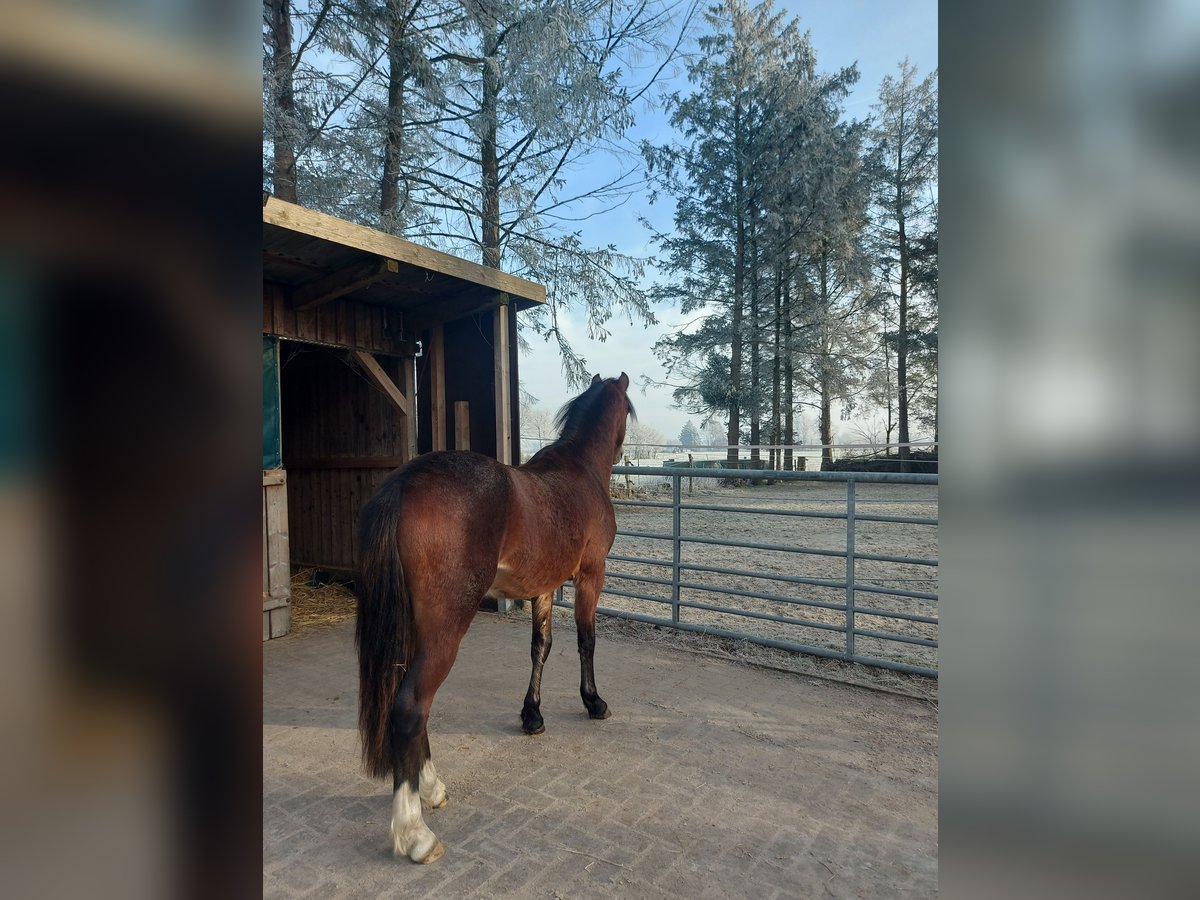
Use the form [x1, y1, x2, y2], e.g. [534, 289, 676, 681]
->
[700, 418, 725, 449]
[519, 395, 553, 440]
[787, 106, 879, 469]
[647, 0, 809, 462]
[867, 60, 937, 467]
[905, 212, 938, 443]
[646, 0, 859, 466]
[264, 0, 302, 202]
[415, 1, 694, 383]
[624, 420, 665, 460]
[262, 0, 694, 382]
[262, 0, 457, 229]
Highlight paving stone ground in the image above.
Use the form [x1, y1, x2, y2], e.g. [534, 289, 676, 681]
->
[264, 612, 938, 898]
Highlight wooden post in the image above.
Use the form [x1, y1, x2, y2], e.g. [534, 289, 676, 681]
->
[429, 325, 447, 451]
[402, 354, 417, 461]
[454, 401, 470, 451]
[493, 295, 512, 465]
[491, 309, 514, 614]
[263, 469, 291, 639]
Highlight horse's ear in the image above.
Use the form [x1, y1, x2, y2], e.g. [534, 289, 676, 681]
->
[617, 372, 629, 390]
[591, 373, 601, 384]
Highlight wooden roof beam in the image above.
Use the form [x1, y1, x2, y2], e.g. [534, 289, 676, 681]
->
[293, 257, 399, 311]
[264, 198, 546, 307]
[353, 350, 409, 417]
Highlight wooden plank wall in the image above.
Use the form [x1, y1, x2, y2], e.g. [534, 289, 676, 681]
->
[280, 344, 406, 571]
[443, 313, 498, 457]
[263, 469, 291, 639]
[263, 281, 404, 355]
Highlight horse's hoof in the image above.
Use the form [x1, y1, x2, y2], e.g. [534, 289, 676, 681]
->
[421, 777, 449, 810]
[522, 721, 546, 735]
[588, 704, 611, 720]
[413, 839, 445, 865]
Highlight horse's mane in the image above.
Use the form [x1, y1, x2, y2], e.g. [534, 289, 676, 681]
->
[550, 379, 636, 444]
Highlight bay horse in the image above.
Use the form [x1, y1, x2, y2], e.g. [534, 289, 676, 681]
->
[355, 373, 634, 863]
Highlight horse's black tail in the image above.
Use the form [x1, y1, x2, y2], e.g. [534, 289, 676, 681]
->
[355, 482, 412, 780]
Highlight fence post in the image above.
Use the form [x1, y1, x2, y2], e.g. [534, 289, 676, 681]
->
[845, 478, 856, 661]
[672, 472, 682, 626]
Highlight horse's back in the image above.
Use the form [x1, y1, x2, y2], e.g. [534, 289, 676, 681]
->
[369, 449, 508, 501]
[362, 451, 512, 611]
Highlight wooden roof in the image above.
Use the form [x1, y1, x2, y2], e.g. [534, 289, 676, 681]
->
[263, 198, 546, 328]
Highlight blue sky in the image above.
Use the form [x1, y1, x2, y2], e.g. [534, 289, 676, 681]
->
[517, 0, 937, 446]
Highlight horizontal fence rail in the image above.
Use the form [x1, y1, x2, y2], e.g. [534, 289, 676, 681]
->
[555, 466, 939, 678]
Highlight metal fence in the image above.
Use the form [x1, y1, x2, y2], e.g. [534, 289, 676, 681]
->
[555, 466, 939, 678]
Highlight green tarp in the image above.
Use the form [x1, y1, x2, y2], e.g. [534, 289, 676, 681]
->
[263, 336, 281, 470]
[0, 261, 34, 474]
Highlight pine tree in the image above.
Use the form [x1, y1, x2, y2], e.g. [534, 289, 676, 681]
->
[788, 110, 878, 469]
[647, 0, 860, 467]
[867, 60, 937, 468]
[647, 0, 818, 464]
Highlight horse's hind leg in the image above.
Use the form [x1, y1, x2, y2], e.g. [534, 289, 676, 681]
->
[573, 570, 611, 720]
[389, 675, 441, 864]
[521, 592, 554, 734]
[390, 643, 460, 863]
[419, 731, 448, 809]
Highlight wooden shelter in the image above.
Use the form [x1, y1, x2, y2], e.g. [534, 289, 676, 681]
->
[262, 198, 545, 639]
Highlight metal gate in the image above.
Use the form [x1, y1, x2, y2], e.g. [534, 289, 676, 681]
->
[556, 466, 939, 677]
